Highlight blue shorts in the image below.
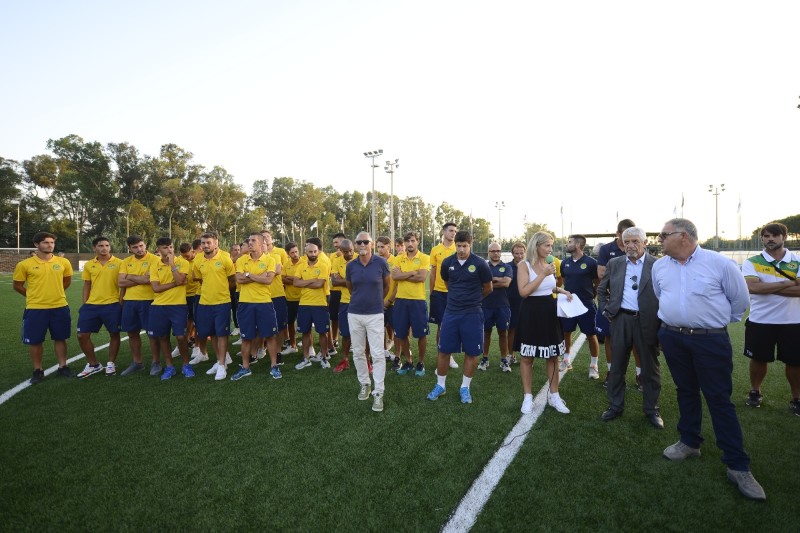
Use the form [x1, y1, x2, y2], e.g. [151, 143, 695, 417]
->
[297, 305, 330, 334]
[187, 295, 200, 321]
[338, 303, 350, 337]
[393, 299, 429, 339]
[595, 307, 610, 338]
[22, 306, 71, 345]
[428, 290, 447, 324]
[237, 302, 278, 340]
[483, 306, 511, 331]
[439, 310, 484, 356]
[287, 300, 300, 324]
[148, 305, 188, 337]
[196, 303, 232, 337]
[77, 303, 122, 334]
[121, 300, 152, 332]
[561, 300, 598, 335]
[272, 296, 288, 330]
[329, 291, 342, 321]
[384, 304, 393, 328]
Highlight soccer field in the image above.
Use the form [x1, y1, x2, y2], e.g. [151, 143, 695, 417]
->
[0, 274, 795, 531]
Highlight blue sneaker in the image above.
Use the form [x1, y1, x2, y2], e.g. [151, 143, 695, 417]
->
[181, 365, 195, 378]
[270, 365, 282, 380]
[397, 362, 414, 375]
[427, 384, 446, 401]
[415, 362, 426, 377]
[160, 366, 177, 381]
[460, 387, 472, 404]
[231, 366, 252, 381]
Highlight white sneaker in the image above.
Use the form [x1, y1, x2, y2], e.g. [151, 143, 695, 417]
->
[521, 396, 534, 414]
[295, 359, 312, 370]
[308, 346, 316, 357]
[327, 347, 337, 357]
[280, 346, 296, 356]
[588, 365, 600, 379]
[548, 394, 570, 414]
[206, 362, 219, 375]
[559, 358, 572, 372]
[214, 364, 227, 381]
[320, 358, 331, 369]
[190, 351, 209, 365]
[105, 361, 116, 375]
[449, 356, 459, 369]
[232, 338, 242, 345]
[231, 328, 240, 336]
[171, 346, 180, 357]
[191, 346, 201, 357]
[225, 352, 232, 365]
[256, 348, 266, 360]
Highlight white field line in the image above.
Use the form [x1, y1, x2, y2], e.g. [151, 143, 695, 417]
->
[0, 336, 131, 407]
[441, 333, 587, 533]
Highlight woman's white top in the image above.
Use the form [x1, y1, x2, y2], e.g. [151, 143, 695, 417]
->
[525, 260, 556, 297]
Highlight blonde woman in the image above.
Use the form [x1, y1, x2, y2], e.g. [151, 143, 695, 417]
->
[515, 231, 572, 414]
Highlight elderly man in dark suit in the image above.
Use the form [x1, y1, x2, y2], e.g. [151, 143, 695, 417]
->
[597, 227, 663, 429]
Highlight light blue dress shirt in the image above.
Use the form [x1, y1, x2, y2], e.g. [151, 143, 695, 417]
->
[652, 246, 749, 329]
[621, 256, 645, 311]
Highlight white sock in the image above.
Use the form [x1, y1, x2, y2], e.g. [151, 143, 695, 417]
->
[607, 363, 612, 371]
[636, 366, 642, 376]
[590, 357, 598, 367]
[524, 393, 533, 401]
[437, 374, 446, 388]
[461, 376, 472, 389]
[549, 391, 561, 401]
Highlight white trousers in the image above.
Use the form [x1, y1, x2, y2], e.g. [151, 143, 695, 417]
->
[348, 313, 386, 394]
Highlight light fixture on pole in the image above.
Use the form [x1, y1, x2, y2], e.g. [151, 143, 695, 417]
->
[708, 183, 725, 250]
[384, 158, 399, 249]
[495, 201, 505, 244]
[364, 149, 383, 242]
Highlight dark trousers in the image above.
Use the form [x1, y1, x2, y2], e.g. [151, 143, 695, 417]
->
[658, 328, 750, 471]
[607, 313, 661, 415]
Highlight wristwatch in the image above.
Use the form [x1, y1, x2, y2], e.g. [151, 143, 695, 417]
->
[245, 272, 251, 278]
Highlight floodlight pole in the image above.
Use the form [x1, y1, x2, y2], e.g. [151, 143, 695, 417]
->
[385, 159, 399, 249]
[708, 183, 725, 250]
[364, 149, 383, 242]
[495, 201, 505, 244]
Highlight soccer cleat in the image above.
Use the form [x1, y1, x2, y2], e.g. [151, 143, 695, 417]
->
[358, 384, 372, 400]
[449, 356, 459, 369]
[588, 365, 600, 380]
[295, 359, 312, 370]
[105, 361, 116, 375]
[30, 369, 45, 385]
[746, 390, 763, 408]
[77, 363, 104, 379]
[427, 384, 446, 401]
[189, 351, 209, 365]
[206, 362, 220, 375]
[500, 358, 511, 373]
[477, 357, 489, 371]
[214, 364, 227, 381]
[181, 365, 195, 378]
[320, 358, 331, 369]
[120, 362, 144, 377]
[397, 362, 414, 375]
[149, 362, 162, 376]
[231, 327, 240, 336]
[160, 366, 177, 381]
[171, 346, 180, 357]
[270, 365, 282, 379]
[559, 358, 572, 372]
[663, 441, 701, 461]
[790, 399, 800, 416]
[333, 359, 350, 373]
[548, 395, 570, 414]
[231, 366, 252, 381]
[256, 348, 266, 360]
[520, 396, 534, 414]
[280, 345, 297, 356]
[414, 362, 426, 377]
[372, 392, 384, 412]
[460, 387, 472, 404]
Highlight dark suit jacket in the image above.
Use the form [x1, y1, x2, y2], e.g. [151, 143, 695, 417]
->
[597, 253, 660, 345]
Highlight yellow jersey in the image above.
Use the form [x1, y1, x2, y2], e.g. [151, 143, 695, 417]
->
[82, 255, 122, 305]
[394, 252, 430, 301]
[329, 251, 344, 293]
[334, 256, 354, 304]
[150, 257, 192, 306]
[383, 255, 398, 304]
[120, 252, 158, 301]
[429, 242, 456, 293]
[236, 253, 276, 304]
[193, 249, 235, 305]
[266, 246, 288, 299]
[283, 258, 304, 302]
[184, 257, 200, 297]
[13, 255, 73, 309]
[298, 260, 330, 306]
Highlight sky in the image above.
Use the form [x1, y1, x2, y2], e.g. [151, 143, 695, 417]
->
[2, 0, 799, 244]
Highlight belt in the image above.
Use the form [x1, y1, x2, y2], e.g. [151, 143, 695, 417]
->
[661, 324, 727, 335]
[618, 308, 639, 316]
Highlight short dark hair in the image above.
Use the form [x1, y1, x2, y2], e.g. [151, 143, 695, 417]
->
[92, 236, 110, 246]
[200, 232, 217, 240]
[333, 232, 346, 240]
[33, 231, 56, 244]
[395, 238, 404, 246]
[442, 222, 456, 232]
[192, 239, 202, 250]
[617, 219, 636, 234]
[454, 230, 472, 244]
[403, 231, 419, 242]
[306, 237, 322, 249]
[179, 242, 192, 253]
[126, 235, 144, 247]
[376, 236, 390, 245]
[761, 222, 788, 238]
[568, 234, 587, 249]
[285, 241, 298, 253]
[156, 237, 172, 247]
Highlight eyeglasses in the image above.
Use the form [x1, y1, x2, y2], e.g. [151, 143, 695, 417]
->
[630, 275, 638, 291]
[355, 240, 370, 245]
[489, 250, 501, 253]
[658, 231, 682, 240]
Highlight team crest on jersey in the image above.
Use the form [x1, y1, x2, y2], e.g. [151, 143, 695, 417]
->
[314, 268, 321, 276]
[787, 262, 798, 270]
[499, 267, 505, 272]
[53, 264, 61, 271]
[580, 263, 587, 269]
[108, 264, 116, 269]
[258, 262, 266, 269]
[468, 265, 476, 273]
[413, 258, 421, 265]
[142, 262, 149, 268]
[215, 261, 222, 268]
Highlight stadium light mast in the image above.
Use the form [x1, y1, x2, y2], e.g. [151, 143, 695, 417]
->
[364, 149, 383, 242]
[384, 158, 399, 248]
[495, 201, 505, 244]
[708, 183, 725, 250]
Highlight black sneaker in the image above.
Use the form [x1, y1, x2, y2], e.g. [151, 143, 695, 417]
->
[30, 369, 45, 385]
[56, 366, 73, 378]
[277, 353, 284, 366]
[789, 399, 800, 416]
[249, 355, 258, 365]
[746, 390, 763, 408]
[390, 358, 401, 371]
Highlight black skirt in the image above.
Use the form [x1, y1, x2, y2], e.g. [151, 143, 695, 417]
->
[514, 296, 565, 358]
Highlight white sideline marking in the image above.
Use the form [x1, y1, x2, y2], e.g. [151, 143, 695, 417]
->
[441, 334, 587, 533]
[0, 336, 130, 407]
